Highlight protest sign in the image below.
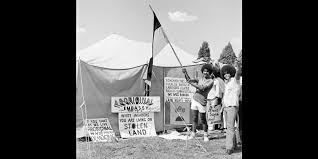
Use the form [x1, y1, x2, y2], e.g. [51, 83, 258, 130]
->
[164, 77, 195, 103]
[118, 112, 156, 138]
[111, 96, 160, 113]
[206, 101, 222, 129]
[86, 118, 116, 142]
[169, 102, 190, 125]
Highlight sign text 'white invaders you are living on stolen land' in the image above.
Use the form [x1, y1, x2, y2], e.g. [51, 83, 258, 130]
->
[118, 112, 156, 138]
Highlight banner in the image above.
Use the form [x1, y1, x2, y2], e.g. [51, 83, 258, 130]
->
[118, 112, 156, 138]
[86, 118, 116, 142]
[169, 102, 190, 125]
[164, 77, 195, 103]
[111, 96, 160, 113]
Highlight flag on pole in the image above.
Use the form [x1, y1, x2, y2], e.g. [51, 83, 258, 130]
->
[144, 57, 153, 87]
[151, 8, 169, 58]
[144, 6, 169, 87]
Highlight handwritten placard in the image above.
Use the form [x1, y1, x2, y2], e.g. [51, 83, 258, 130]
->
[206, 101, 223, 128]
[164, 77, 196, 103]
[169, 102, 190, 125]
[118, 112, 156, 138]
[86, 118, 116, 142]
[111, 96, 160, 113]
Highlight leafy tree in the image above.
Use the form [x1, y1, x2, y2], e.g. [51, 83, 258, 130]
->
[218, 42, 237, 65]
[236, 49, 242, 77]
[197, 41, 210, 59]
[237, 49, 242, 68]
[238, 50, 242, 63]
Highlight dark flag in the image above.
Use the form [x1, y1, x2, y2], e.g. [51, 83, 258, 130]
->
[144, 6, 169, 87]
[144, 57, 153, 86]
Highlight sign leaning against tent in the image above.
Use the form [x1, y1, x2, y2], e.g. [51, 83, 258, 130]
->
[164, 77, 195, 125]
[164, 77, 195, 103]
[86, 118, 116, 142]
[118, 112, 156, 138]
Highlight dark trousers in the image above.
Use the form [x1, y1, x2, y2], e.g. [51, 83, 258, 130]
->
[191, 109, 208, 133]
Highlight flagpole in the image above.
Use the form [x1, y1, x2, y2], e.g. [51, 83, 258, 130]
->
[149, 5, 183, 68]
[162, 29, 183, 68]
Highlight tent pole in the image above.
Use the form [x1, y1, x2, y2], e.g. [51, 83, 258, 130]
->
[162, 67, 165, 134]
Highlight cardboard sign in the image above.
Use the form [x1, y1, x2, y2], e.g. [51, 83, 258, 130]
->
[118, 112, 156, 138]
[164, 77, 195, 103]
[111, 96, 160, 113]
[169, 102, 190, 125]
[206, 100, 223, 128]
[86, 118, 116, 142]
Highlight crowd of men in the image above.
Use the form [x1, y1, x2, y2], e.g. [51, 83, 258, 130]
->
[183, 59, 242, 155]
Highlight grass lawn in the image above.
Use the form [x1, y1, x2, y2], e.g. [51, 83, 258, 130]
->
[76, 131, 242, 159]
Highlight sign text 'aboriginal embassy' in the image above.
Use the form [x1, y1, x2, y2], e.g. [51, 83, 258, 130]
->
[111, 96, 160, 113]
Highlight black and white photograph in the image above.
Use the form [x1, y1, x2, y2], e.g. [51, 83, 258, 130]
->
[76, 0, 242, 158]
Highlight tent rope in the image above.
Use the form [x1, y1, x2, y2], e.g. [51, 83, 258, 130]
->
[78, 59, 91, 159]
[79, 102, 85, 108]
[152, 70, 207, 152]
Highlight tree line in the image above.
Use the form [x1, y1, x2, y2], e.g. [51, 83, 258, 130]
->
[197, 41, 242, 67]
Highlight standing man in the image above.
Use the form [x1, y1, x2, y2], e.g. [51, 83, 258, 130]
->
[182, 64, 214, 142]
[234, 61, 243, 146]
[206, 65, 225, 130]
[220, 64, 241, 155]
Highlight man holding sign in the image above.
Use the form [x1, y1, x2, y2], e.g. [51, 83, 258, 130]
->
[206, 65, 225, 130]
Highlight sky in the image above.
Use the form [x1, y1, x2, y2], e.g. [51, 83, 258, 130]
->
[76, 0, 242, 60]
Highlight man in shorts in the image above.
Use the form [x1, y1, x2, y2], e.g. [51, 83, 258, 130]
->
[182, 64, 214, 142]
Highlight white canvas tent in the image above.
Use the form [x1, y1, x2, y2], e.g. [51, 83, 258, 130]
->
[77, 34, 151, 69]
[153, 44, 199, 67]
[76, 34, 205, 138]
[76, 34, 200, 68]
